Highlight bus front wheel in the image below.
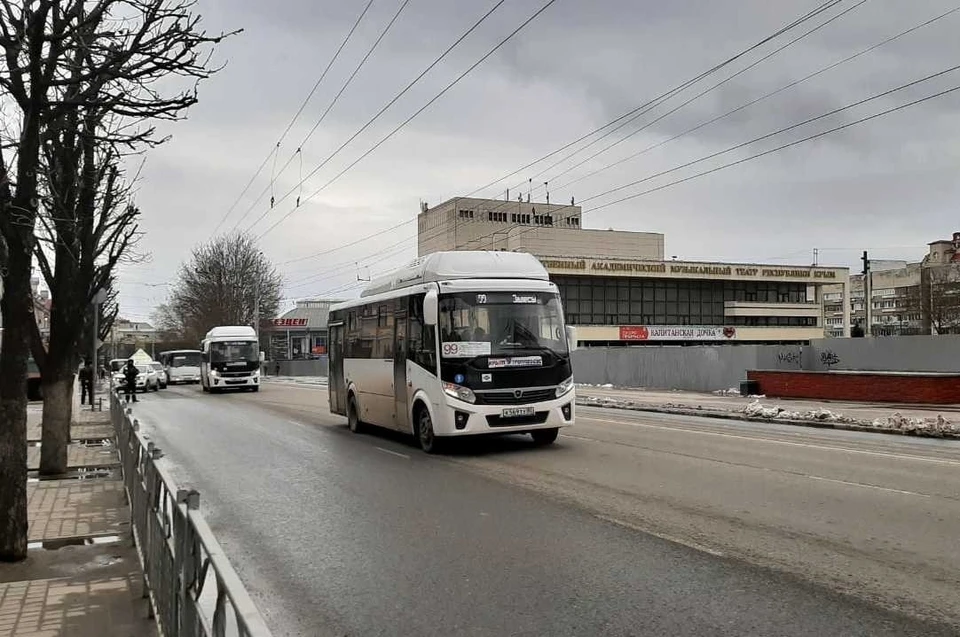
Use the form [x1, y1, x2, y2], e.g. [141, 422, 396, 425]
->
[347, 395, 364, 433]
[416, 407, 441, 454]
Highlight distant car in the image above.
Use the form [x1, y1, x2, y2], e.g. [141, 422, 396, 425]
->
[150, 362, 167, 389]
[114, 364, 158, 392]
[140, 364, 159, 391]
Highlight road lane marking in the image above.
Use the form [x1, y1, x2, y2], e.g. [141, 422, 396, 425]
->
[804, 475, 931, 497]
[375, 446, 410, 459]
[595, 514, 725, 557]
[580, 415, 960, 467]
[565, 431, 940, 499]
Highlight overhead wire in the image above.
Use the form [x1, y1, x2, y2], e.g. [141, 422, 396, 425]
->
[461, 0, 845, 201]
[309, 58, 960, 285]
[285, 0, 866, 282]
[538, 0, 867, 190]
[272, 0, 851, 268]
[229, 0, 413, 230]
[235, 0, 510, 235]
[210, 0, 376, 236]
[551, 3, 960, 193]
[250, 0, 559, 239]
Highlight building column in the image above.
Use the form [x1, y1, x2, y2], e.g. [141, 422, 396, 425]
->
[842, 277, 851, 337]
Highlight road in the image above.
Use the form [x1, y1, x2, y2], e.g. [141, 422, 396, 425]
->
[130, 382, 960, 636]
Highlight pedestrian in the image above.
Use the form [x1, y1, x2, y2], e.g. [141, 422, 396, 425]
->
[79, 359, 93, 405]
[275, 360, 281, 377]
[123, 359, 139, 403]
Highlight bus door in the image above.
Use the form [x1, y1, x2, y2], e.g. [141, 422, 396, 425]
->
[393, 300, 410, 432]
[328, 322, 346, 415]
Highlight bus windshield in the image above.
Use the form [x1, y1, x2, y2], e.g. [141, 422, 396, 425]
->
[170, 352, 201, 367]
[210, 341, 258, 363]
[439, 291, 568, 357]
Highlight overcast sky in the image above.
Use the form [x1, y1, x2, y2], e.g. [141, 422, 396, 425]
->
[116, 0, 960, 323]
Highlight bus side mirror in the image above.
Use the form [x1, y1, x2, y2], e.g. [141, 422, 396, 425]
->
[259, 351, 265, 362]
[423, 289, 438, 327]
[565, 326, 577, 352]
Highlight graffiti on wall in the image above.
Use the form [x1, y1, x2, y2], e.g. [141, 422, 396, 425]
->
[777, 350, 801, 365]
[820, 350, 841, 369]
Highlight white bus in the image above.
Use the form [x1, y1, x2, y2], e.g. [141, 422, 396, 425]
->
[157, 349, 202, 385]
[200, 326, 261, 393]
[328, 251, 576, 453]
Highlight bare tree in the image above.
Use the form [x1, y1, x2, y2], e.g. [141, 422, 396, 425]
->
[0, 0, 76, 562]
[30, 141, 142, 474]
[924, 266, 960, 335]
[0, 0, 235, 556]
[166, 233, 282, 340]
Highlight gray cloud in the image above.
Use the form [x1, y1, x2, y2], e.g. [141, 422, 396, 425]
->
[118, 0, 960, 321]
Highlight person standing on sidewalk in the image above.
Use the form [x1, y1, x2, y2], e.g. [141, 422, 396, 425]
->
[123, 359, 139, 403]
[79, 359, 94, 405]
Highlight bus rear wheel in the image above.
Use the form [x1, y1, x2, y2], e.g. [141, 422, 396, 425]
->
[347, 395, 364, 433]
[531, 428, 559, 445]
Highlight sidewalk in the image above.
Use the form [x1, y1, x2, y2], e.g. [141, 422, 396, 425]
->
[576, 385, 960, 438]
[0, 385, 155, 637]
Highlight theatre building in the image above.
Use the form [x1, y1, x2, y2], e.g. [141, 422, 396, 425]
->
[418, 197, 851, 345]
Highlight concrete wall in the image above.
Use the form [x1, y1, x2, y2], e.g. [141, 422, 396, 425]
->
[572, 345, 801, 392]
[803, 335, 960, 372]
[573, 335, 960, 392]
[266, 358, 328, 377]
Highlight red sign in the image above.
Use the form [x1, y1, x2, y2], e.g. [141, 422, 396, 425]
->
[619, 326, 736, 341]
[619, 326, 649, 340]
[312, 345, 326, 355]
[270, 318, 308, 327]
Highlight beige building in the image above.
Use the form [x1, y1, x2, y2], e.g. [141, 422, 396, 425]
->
[822, 262, 922, 337]
[418, 197, 850, 344]
[820, 231, 960, 337]
[417, 197, 664, 261]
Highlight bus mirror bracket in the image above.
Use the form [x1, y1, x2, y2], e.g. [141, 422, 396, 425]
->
[423, 289, 439, 327]
[565, 326, 577, 352]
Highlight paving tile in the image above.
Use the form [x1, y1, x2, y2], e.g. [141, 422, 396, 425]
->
[0, 573, 155, 637]
[26, 445, 119, 472]
[27, 480, 128, 542]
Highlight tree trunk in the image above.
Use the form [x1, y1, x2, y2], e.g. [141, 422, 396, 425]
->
[0, 257, 32, 562]
[39, 366, 74, 476]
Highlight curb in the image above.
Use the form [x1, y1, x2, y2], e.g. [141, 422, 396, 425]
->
[575, 400, 960, 440]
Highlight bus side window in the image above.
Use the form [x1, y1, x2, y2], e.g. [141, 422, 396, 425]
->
[408, 294, 436, 372]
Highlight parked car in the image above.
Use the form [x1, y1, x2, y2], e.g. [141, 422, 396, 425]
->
[150, 362, 167, 389]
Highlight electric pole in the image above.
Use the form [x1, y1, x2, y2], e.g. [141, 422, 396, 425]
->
[861, 250, 871, 337]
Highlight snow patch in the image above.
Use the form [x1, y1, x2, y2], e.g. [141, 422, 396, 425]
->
[871, 412, 957, 436]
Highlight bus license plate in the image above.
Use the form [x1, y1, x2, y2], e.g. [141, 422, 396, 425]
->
[501, 406, 535, 418]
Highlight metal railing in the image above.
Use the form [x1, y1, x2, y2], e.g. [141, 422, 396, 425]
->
[110, 390, 274, 637]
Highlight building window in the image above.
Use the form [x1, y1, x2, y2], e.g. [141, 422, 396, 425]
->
[458, 209, 474, 220]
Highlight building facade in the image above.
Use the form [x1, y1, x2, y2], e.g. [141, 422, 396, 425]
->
[822, 262, 922, 337]
[820, 232, 960, 337]
[261, 298, 337, 361]
[418, 197, 850, 345]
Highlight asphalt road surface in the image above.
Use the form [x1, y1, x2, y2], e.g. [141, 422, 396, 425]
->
[130, 382, 960, 636]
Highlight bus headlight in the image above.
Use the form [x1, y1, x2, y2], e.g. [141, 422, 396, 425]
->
[556, 376, 574, 398]
[442, 382, 476, 404]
